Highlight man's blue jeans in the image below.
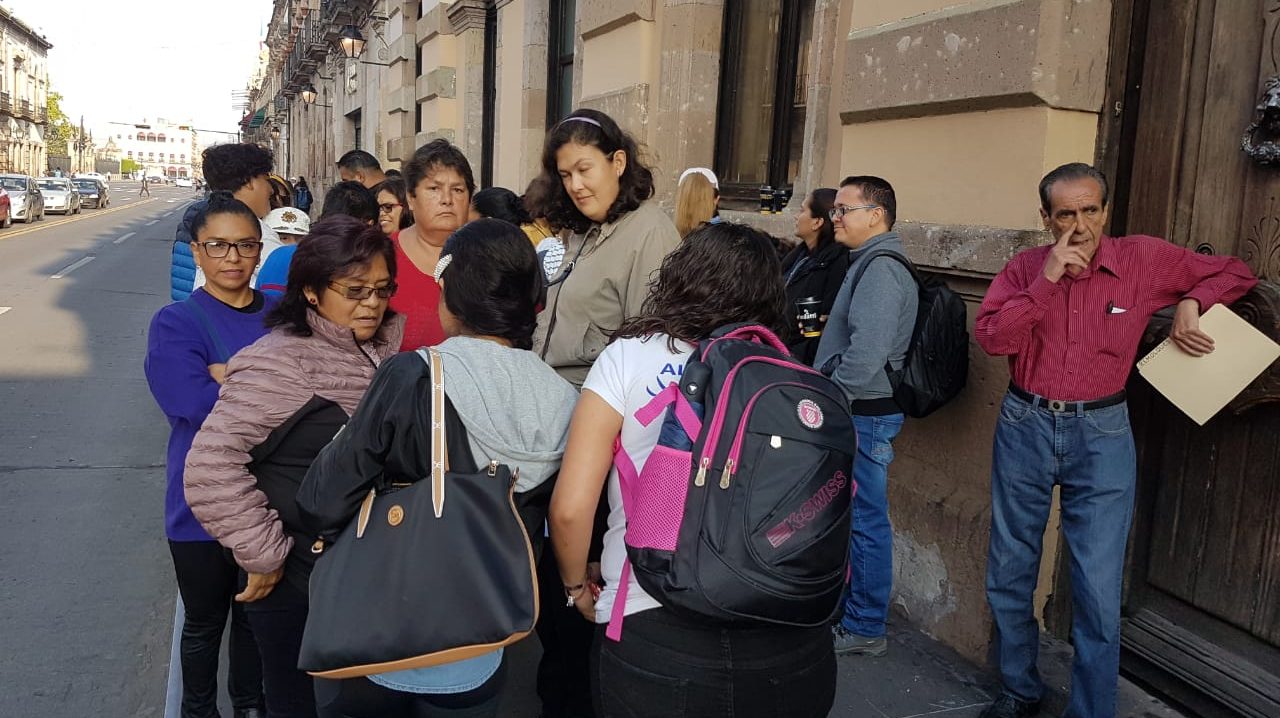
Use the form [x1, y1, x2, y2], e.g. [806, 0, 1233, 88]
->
[987, 391, 1136, 718]
[841, 413, 904, 637]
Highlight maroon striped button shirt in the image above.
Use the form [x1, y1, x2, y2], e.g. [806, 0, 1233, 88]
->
[976, 235, 1258, 402]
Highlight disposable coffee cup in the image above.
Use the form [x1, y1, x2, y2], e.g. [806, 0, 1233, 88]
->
[796, 297, 822, 338]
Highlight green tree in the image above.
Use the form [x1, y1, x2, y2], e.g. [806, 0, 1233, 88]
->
[45, 91, 74, 157]
[121, 158, 140, 174]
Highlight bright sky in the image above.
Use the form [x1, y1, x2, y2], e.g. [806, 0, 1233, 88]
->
[1, 0, 272, 139]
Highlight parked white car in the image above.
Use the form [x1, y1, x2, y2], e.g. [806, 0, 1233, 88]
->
[78, 172, 109, 186]
[175, 177, 193, 188]
[38, 177, 81, 215]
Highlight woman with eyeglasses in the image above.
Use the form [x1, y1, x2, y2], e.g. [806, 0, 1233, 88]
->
[183, 215, 404, 718]
[145, 191, 272, 718]
[298, 219, 578, 718]
[372, 177, 413, 236]
[781, 188, 849, 365]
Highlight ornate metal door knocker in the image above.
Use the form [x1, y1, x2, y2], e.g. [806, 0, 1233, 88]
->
[1242, 76, 1280, 166]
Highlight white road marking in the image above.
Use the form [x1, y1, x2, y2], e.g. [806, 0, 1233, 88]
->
[51, 256, 95, 279]
[113, 232, 136, 245]
[0, 307, 10, 316]
[145, 219, 159, 226]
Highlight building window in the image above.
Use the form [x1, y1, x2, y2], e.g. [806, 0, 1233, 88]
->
[546, 0, 577, 127]
[158, 133, 166, 142]
[713, 0, 815, 205]
[348, 108, 362, 152]
[416, 44, 423, 77]
[415, 102, 422, 134]
[127, 151, 133, 157]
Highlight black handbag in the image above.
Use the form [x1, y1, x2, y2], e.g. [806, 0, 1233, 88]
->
[298, 347, 540, 678]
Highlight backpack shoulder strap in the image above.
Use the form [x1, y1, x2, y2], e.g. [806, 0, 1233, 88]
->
[181, 296, 231, 364]
[848, 249, 921, 291]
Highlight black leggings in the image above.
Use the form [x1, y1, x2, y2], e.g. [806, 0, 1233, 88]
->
[314, 659, 505, 718]
[168, 540, 264, 717]
[243, 579, 316, 718]
[591, 609, 835, 718]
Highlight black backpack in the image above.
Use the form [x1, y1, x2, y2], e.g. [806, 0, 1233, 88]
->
[607, 325, 856, 639]
[848, 250, 969, 418]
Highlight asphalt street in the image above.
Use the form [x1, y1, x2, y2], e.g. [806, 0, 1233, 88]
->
[0, 186, 539, 718]
[0, 184, 202, 716]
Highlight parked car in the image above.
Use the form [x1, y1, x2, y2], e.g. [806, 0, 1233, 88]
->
[174, 177, 193, 188]
[78, 172, 109, 186]
[0, 174, 43, 223]
[38, 177, 81, 215]
[146, 175, 166, 185]
[73, 177, 109, 209]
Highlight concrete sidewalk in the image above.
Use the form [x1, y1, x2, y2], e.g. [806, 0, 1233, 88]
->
[829, 623, 1185, 718]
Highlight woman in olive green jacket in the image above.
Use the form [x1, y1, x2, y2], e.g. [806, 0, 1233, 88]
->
[528, 109, 680, 388]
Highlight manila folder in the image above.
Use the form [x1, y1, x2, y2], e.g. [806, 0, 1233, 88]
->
[1136, 304, 1280, 425]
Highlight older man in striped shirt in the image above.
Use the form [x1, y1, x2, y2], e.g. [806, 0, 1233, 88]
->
[973, 163, 1257, 718]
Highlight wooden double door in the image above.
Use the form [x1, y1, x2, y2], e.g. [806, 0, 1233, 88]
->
[1103, 1, 1280, 715]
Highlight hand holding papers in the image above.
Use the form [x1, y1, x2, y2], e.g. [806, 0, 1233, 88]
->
[1137, 304, 1280, 425]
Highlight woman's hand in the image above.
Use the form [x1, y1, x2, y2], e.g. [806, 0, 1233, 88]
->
[570, 584, 598, 621]
[235, 568, 283, 602]
[207, 363, 227, 385]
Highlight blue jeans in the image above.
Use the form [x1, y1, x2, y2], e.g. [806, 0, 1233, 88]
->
[986, 391, 1136, 718]
[841, 413, 904, 637]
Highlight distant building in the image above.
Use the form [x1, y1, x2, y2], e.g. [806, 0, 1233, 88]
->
[106, 118, 197, 179]
[0, 5, 51, 176]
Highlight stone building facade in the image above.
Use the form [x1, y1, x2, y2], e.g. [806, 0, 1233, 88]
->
[252, 3, 1280, 711]
[0, 6, 50, 177]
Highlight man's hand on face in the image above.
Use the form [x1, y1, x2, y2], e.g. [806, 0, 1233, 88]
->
[1042, 220, 1093, 283]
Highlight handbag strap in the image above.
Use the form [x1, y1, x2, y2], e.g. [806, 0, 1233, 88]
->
[416, 347, 450, 518]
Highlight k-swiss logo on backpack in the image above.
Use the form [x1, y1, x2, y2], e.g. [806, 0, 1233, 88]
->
[797, 398, 824, 429]
[608, 325, 857, 641]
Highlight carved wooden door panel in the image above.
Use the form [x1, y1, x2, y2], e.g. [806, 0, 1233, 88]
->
[1109, 1, 1280, 716]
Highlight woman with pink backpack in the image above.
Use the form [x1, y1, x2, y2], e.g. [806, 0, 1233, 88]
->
[550, 222, 848, 717]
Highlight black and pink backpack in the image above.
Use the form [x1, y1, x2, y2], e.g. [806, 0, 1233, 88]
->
[608, 325, 857, 640]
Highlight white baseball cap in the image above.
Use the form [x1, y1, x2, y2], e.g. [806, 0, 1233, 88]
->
[264, 207, 311, 237]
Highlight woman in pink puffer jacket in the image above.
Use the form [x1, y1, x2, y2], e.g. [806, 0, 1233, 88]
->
[184, 215, 405, 718]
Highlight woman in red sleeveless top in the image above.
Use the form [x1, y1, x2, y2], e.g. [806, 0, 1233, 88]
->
[388, 140, 475, 350]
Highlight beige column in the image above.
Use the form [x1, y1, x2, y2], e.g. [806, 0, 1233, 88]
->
[790, 0, 842, 208]
[448, 0, 491, 174]
[651, 0, 724, 203]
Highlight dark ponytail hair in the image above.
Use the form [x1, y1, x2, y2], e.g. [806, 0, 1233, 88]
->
[437, 218, 544, 350]
[615, 222, 788, 350]
[265, 215, 398, 336]
[472, 187, 532, 226]
[807, 188, 838, 249]
[529, 108, 654, 234]
[190, 191, 262, 242]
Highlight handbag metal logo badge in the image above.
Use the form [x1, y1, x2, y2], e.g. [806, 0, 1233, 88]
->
[387, 505, 405, 527]
[797, 399, 824, 430]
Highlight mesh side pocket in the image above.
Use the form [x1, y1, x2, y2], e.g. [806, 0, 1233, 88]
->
[624, 445, 691, 551]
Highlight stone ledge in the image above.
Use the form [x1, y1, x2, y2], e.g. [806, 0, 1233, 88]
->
[417, 3, 449, 43]
[387, 135, 416, 163]
[579, 0, 654, 40]
[419, 66, 456, 101]
[841, 0, 1110, 123]
[720, 210, 1044, 277]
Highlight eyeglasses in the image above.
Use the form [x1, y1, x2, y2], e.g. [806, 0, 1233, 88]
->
[327, 281, 398, 300]
[378, 202, 401, 214]
[197, 240, 264, 258]
[828, 204, 879, 222]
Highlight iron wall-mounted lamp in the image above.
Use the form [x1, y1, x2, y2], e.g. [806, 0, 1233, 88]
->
[300, 83, 333, 108]
[336, 24, 391, 66]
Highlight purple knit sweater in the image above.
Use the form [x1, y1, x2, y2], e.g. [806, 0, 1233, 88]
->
[144, 288, 275, 541]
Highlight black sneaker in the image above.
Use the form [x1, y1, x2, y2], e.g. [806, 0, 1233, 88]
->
[978, 694, 1041, 718]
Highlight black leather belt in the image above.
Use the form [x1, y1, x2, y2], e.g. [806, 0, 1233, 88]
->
[1007, 383, 1126, 413]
